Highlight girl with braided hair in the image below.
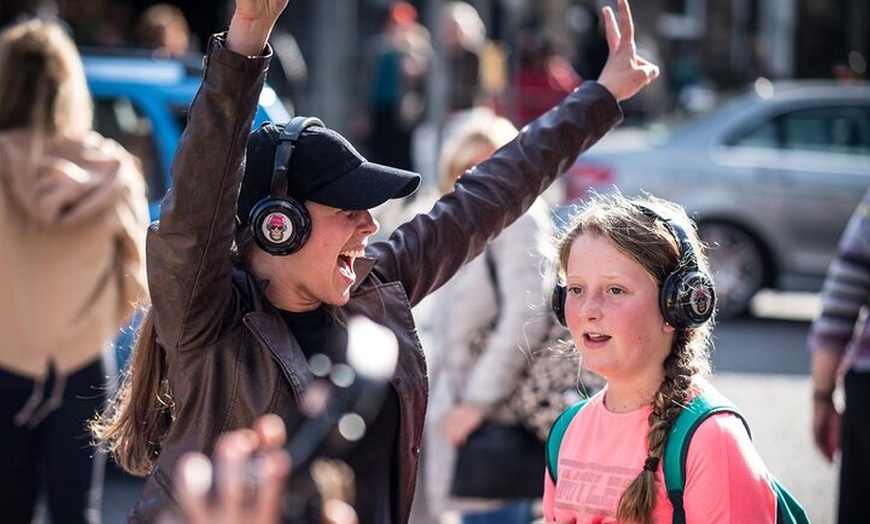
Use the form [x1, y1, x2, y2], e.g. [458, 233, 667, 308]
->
[542, 192, 777, 523]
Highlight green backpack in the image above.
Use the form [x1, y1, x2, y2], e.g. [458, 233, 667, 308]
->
[546, 389, 811, 524]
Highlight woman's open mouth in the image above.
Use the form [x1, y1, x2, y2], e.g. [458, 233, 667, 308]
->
[338, 248, 364, 280]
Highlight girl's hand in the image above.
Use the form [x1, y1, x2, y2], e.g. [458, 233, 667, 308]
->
[596, 0, 660, 102]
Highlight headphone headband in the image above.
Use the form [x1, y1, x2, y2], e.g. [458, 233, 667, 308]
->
[634, 204, 698, 272]
[270, 117, 325, 199]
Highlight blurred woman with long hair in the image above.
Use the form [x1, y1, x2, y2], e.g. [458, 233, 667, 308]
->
[0, 18, 149, 523]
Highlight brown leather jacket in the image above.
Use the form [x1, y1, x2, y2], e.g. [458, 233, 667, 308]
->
[130, 33, 621, 523]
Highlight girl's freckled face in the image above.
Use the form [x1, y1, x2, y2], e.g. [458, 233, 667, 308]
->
[563, 233, 674, 383]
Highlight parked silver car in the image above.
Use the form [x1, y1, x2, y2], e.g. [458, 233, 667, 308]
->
[561, 80, 870, 318]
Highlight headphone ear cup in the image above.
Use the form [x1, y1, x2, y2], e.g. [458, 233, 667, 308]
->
[660, 270, 716, 329]
[551, 285, 567, 327]
[249, 197, 312, 256]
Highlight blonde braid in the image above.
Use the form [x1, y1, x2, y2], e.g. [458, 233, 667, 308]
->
[615, 350, 696, 524]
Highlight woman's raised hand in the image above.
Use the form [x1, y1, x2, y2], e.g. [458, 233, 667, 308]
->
[596, 0, 660, 102]
[233, 0, 291, 23]
[227, 0, 292, 56]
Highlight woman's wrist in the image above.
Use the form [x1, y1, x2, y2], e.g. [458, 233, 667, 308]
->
[227, 16, 276, 56]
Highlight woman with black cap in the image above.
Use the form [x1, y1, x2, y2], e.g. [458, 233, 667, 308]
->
[91, 0, 659, 522]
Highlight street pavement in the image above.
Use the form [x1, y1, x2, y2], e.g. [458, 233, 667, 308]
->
[704, 291, 837, 524]
[712, 373, 835, 524]
[97, 291, 837, 523]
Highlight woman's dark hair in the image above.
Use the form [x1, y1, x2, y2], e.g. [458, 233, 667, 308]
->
[89, 309, 173, 476]
[91, 227, 256, 475]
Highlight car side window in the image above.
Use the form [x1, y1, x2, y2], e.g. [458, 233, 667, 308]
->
[93, 96, 163, 200]
[730, 105, 870, 156]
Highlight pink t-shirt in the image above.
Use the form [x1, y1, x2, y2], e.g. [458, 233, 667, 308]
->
[542, 388, 777, 523]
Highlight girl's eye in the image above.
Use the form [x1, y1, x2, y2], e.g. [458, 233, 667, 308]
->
[608, 286, 625, 295]
[567, 285, 583, 296]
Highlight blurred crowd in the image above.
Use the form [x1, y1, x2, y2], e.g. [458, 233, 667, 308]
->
[0, 0, 669, 190]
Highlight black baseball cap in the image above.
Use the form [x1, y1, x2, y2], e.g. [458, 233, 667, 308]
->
[237, 121, 421, 225]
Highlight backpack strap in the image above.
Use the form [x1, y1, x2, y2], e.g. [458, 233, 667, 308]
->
[665, 388, 751, 524]
[544, 388, 809, 524]
[546, 398, 589, 484]
[770, 475, 812, 524]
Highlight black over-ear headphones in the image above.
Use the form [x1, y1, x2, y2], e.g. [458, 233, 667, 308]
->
[551, 204, 716, 329]
[249, 116, 325, 256]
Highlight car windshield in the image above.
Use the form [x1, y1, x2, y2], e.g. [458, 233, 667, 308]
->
[641, 90, 752, 145]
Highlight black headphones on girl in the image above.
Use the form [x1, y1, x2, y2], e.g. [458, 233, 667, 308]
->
[249, 117, 325, 256]
[551, 204, 716, 329]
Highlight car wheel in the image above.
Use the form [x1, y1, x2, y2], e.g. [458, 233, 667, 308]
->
[697, 222, 767, 319]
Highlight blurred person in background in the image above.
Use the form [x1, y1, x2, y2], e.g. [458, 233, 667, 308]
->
[357, 1, 431, 172]
[439, 1, 486, 115]
[423, 111, 551, 524]
[0, 17, 149, 524]
[133, 3, 196, 58]
[412, 1, 506, 195]
[808, 187, 870, 524]
[508, 26, 582, 129]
